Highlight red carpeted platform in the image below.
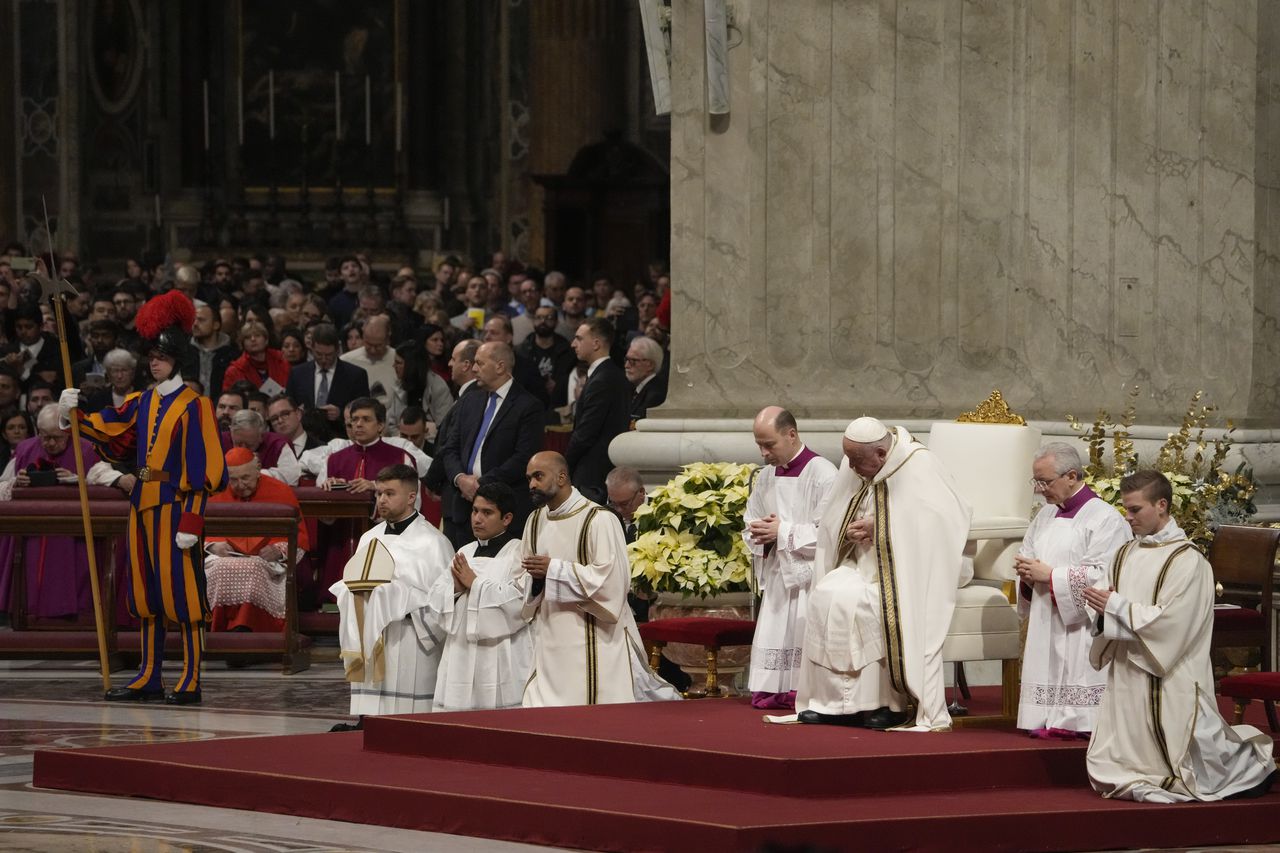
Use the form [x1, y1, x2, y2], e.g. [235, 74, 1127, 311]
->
[32, 697, 1280, 853]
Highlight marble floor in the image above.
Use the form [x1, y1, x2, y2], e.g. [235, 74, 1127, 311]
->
[2, 644, 1278, 853]
[0, 643, 542, 852]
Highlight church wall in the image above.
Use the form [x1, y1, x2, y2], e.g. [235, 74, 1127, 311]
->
[663, 0, 1278, 429]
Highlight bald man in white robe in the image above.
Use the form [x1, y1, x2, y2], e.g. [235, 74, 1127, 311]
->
[793, 417, 971, 732]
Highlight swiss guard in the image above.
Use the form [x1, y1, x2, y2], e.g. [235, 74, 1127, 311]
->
[58, 290, 227, 705]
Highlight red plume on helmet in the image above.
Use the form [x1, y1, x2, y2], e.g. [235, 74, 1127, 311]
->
[135, 290, 196, 340]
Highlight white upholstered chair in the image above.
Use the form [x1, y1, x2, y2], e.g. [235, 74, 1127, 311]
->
[929, 418, 1042, 724]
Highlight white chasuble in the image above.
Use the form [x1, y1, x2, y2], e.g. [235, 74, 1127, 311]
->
[1087, 521, 1275, 802]
[1017, 493, 1131, 732]
[420, 538, 533, 711]
[742, 448, 838, 694]
[796, 427, 972, 731]
[521, 489, 682, 707]
[330, 515, 454, 716]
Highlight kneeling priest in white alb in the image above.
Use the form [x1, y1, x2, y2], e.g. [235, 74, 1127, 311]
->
[794, 417, 971, 732]
[520, 451, 681, 707]
[421, 481, 532, 711]
[330, 463, 454, 730]
[1084, 470, 1275, 802]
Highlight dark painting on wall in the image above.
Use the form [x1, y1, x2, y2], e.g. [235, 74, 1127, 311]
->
[88, 0, 144, 115]
[239, 0, 398, 187]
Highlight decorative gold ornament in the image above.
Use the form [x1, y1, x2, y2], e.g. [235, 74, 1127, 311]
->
[956, 390, 1026, 425]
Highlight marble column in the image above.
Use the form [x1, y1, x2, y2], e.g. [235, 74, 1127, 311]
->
[614, 0, 1280, 509]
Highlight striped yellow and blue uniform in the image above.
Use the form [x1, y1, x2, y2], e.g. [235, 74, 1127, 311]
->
[76, 383, 227, 694]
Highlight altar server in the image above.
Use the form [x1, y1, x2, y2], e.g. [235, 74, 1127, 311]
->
[1084, 471, 1275, 802]
[1015, 442, 1131, 737]
[520, 451, 681, 707]
[330, 463, 454, 728]
[742, 406, 837, 710]
[796, 417, 970, 731]
[421, 481, 532, 711]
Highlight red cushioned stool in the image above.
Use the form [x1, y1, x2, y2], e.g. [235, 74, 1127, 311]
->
[1218, 672, 1280, 732]
[638, 618, 754, 698]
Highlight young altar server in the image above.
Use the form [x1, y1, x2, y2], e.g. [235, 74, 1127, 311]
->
[421, 481, 532, 711]
[1014, 442, 1131, 737]
[1083, 471, 1276, 802]
[520, 451, 681, 707]
[330, 463, 454, 729]
[742, 406, 837, 710]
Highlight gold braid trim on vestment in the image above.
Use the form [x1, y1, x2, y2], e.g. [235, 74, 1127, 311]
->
[874, 481, 908, 699]
[835, 481, 872, 567]
[528, 507, 544, 554]
[585, 614, 598, 704]
[1132, 543, 1196, 786]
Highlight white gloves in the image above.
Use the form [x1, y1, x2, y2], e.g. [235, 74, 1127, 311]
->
[58, 388, 80, 426]
[175, 532, 198, 549]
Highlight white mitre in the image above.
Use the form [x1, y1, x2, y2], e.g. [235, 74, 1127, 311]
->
[844, 416, 889, 443]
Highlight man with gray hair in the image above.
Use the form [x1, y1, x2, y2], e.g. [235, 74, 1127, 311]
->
[625, 336, 667, 419]
[223, 408, 302, 485]
[1014, 441, 1131, 738]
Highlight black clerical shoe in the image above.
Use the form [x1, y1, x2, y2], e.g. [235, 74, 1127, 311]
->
[329, 720, 363, 732]
[797, 709, 867, 727]
[104, 687, 164, 702]
[865, 706, 910, 730]
[164, 690, 202, 706]
[1226, 769, 1277, 800]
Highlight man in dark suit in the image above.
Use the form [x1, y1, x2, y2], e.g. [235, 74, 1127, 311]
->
[624, 335, 668, 420]
[438, 341, 544, 548]
[424, 338, 480, 496]
[482, 315, 550, 407]
[565, 316, 632, 504]
[285, 323, 369, 439]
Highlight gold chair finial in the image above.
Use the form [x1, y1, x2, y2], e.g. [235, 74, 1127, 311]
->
[956, 390, 1026, 425]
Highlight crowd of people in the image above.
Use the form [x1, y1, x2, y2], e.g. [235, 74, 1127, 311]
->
[0, 243, 674, 628]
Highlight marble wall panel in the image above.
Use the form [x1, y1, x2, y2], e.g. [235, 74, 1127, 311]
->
[666, 0, 1276, 424]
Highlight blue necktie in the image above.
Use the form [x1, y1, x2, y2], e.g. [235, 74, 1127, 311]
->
[466, 392, 499, 474]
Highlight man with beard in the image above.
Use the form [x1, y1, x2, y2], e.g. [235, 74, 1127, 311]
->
[330, 463, 454, 729]
[519, 451, 680, 707]
[517, 304, 576, 406]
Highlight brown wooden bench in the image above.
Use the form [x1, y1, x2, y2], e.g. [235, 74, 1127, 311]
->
[0, 488, 310, 673]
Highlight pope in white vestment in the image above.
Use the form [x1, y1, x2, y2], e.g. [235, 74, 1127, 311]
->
[1015, 443, 1131, 735]
[1085, 473, 1275, 802]
[742, 414, 837, 709]
[421, 532, 533, 712]
[795, 418, 971, 731]
[331, 498, 454, 717]
[521, 452, 681, 707]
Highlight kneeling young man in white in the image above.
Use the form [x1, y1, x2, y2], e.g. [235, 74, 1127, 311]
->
[421, 481, 532, 711]
[1084, 471, 1275, 802]
[521, 451, 681, 707]
[330, 463, 454, 729]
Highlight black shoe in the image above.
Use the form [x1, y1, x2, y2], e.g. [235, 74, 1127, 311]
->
[164, 690, 202, 706]
[865, 706, 910, 730]
[1226, 769, 1277, 800]
[798, 709, 867, 727]
[104, 687, 164, 702]
[329, 720, 363, 732]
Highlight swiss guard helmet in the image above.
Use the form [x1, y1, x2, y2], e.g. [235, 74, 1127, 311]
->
[134, 290, 195, 362]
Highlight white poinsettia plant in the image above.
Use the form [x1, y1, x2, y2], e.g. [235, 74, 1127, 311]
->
[628, 462, 757, 598]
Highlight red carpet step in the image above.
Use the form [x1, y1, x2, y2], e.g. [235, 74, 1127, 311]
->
[33, 699, 1280, 853]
